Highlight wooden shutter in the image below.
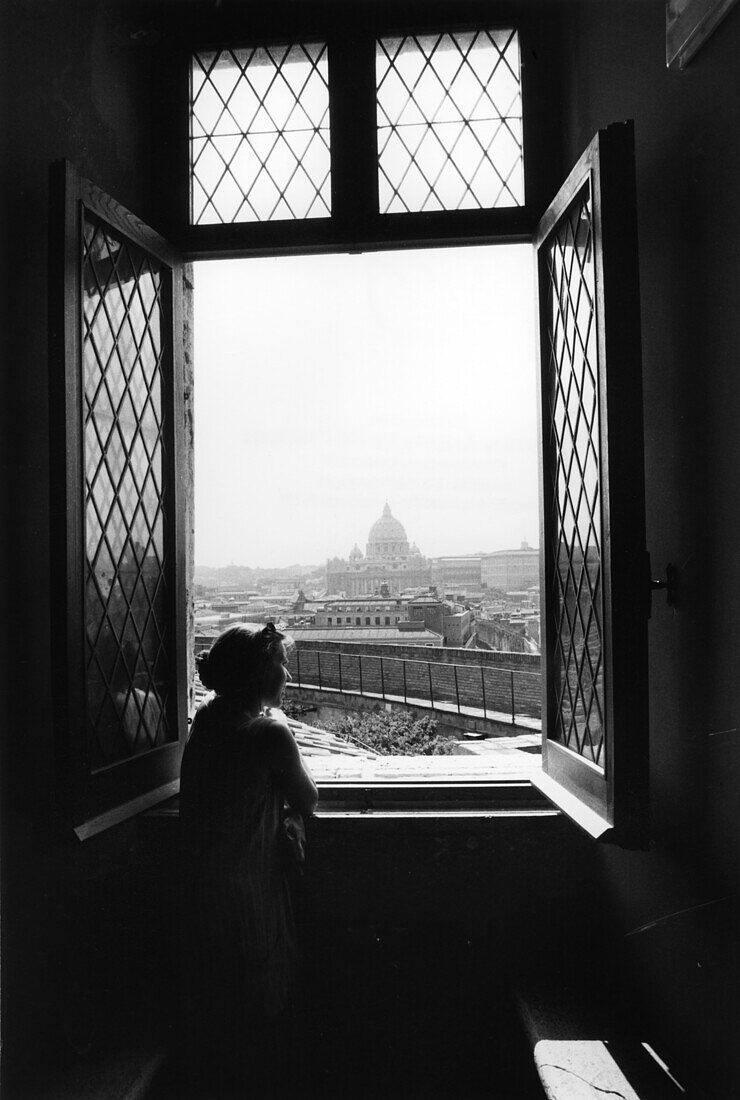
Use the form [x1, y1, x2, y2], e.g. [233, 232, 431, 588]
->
[50, 162, 188, 839]
[531, 123, 649, 845]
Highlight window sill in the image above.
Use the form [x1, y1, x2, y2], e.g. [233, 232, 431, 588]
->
[314, 777, 549, 813]
[315, 806, 559, 820]
[149, 777, 556, 821]
[149, 721, 554, 822]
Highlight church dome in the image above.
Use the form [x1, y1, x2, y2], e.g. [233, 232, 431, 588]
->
[349, 543, 363, 561]
[366, 502, 410, 561]
[368, 502, 407, 545]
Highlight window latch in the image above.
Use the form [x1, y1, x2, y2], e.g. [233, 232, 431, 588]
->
[646, 553, 677, 616]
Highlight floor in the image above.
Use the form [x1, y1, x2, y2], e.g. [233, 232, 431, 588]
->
[151, 955, 543, 1100]
[151, 1008, 543, 1100]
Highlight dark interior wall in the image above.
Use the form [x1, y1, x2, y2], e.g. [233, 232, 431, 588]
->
[0, 0, 184, 1083]
[1, 0, 179, 780]
[557, 2, 740, 1091]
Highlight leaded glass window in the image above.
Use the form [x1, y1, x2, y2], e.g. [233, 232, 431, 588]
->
[190, 43, 331, 224]
[543, 185, 604, 768]
[82, 214, 175, 769]
[376, 30, 523, 214]
[533, 123, 649, 843]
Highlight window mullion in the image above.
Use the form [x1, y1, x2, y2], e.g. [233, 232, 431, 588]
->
[327, 28, 379, 238]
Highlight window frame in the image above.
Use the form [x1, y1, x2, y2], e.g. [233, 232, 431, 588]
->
[172, 15, 648, 841]
[177, 12, 550, 260]
[531, 122, 649, 846]
[50, 12, 649, 838]
[49, 161, 190, 839]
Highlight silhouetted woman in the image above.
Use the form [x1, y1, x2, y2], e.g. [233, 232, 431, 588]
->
[179, 623, 318, 1097]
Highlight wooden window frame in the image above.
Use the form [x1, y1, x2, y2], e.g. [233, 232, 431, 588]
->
[530, 123, 649, 846]
[48, 10, 649, 844]
[176, 11, 553, 260]
[49, 162, 189, 839]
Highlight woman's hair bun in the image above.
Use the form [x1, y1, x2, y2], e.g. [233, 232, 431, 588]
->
[195, 649, 215, 690]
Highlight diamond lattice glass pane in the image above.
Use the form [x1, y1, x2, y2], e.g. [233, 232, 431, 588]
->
[377, 30, 524, 214]
[545, 185, 604, 767]
[82, 214, 173, 770]
[190, 43, 331, 224]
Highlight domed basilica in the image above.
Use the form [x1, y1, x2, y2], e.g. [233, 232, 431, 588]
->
[326, 503, 431, 597]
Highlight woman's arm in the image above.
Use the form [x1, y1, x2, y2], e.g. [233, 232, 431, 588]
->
[265, 717, 319, 816]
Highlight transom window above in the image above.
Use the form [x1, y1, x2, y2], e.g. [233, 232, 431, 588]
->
[376, 30, 524, 214]
[190, 43, 331, 224]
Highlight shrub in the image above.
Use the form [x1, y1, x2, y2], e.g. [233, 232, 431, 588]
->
[281, 697, 458, 755]
[326, 709, 457, 756]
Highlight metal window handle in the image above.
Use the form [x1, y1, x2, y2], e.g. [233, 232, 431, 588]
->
[647, 555, 677, 615]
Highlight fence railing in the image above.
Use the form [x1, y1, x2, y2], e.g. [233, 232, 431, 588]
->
[291, 647, 541, 726]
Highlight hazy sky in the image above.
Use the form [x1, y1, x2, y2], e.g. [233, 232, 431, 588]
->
[194, 243, 539, 568]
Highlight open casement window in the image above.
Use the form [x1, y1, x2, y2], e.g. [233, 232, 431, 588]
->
[531, 122, 649, 845]
[50, 163, 188, 840]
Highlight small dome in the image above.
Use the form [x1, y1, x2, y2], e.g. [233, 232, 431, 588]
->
[367, 502, 407, 545]
[349, 543, 363, 561]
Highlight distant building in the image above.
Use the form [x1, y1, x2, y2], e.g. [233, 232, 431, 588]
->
[314, 596, 410, 627]
[325, 503, 431, 597]
[442, 607, 473, 647]
[288, 625, 443, 646]
[481, 541, 540, 591]
[430, 555, 482, 589]
[407, 596, 473, 646]
[406, 596, 445, 636]
[475, 616, 539, 654]
[296, 592, 472, 647]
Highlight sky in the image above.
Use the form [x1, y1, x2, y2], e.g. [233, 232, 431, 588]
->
[194, 243, 539, 568]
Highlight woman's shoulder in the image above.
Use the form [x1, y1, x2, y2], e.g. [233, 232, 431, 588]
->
[188, 694, 220, 734]
[247, 710, 292, 740]
[185, 702, 295, 758]
[186, 694, 243, 747]
[247, 711, 297, 758]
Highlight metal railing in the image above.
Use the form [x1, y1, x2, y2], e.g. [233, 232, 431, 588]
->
[292, 647, 541, 726]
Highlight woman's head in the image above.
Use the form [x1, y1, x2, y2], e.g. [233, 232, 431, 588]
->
[195, 623, 292, 707]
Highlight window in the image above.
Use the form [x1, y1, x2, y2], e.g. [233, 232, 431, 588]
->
[181, 18, 535, 256]
[190, 43, 331, 224]
[376, 30, 524, 214]
[50, 163, 188, 838]
[530, 123, 648, 843]
[53, 4, 648, 845]
[197, 244, 540, 789]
